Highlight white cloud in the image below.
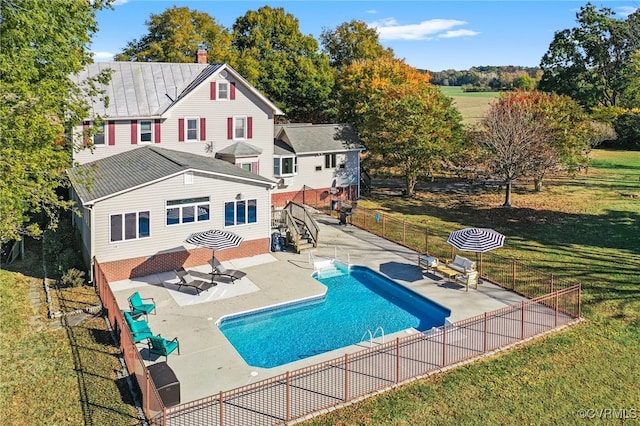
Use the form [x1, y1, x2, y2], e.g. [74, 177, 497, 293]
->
[365, 9, 378, 15]
[112, 0, 129, 5]
[616, 6, 637, 17]
[438, 29, 480, 39]
[369, 18, 470, 40]
[93, 51, 115, 61]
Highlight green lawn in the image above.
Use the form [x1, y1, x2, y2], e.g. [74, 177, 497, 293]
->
[304, 149, 640, 425]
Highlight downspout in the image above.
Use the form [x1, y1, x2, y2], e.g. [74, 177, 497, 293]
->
[88, 204, 95, 284]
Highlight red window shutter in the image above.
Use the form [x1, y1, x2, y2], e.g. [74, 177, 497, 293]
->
[227, 117, 233, 139]
[200, 118, 206, 141]
[252, 161, 259, 174]
[210, 82, 216, 100]
[230, 82, 236, 100]
[154, 119, 161, 143]
[130, 121, 137, 144]
[82, 121, 89, 146]
[247, 117, 253, 139]
[108, 121, 115, 145]
[178, 119, 184, 142]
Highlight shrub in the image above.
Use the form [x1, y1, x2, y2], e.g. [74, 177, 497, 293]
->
[60, 268, 85, 288]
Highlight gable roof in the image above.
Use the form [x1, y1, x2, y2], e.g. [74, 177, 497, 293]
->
[73, 62, 283, 118]
[68, 146, 275, 205]
[275, 124, 364, 155]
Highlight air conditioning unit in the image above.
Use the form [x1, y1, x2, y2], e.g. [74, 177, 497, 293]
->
[282, 177, 294, 186]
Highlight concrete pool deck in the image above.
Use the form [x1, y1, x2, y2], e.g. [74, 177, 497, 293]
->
[110, 213, 528, 403]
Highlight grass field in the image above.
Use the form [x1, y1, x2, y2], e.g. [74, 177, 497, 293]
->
[439, 86, 500, 125]
[304, 149, 640, 425]
[0, 259, 141, 424]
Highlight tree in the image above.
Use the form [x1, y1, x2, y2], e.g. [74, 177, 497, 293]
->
[525, 91, 593, 191]
[320, 20, 394, 70]
[476, 92, 551, 207]
[538, 3, 640, 109]
[0, 0, 111, 245]
[114, 6, 234, 64]
[230, 6, 333, 122]
[339, 58, 464, 195]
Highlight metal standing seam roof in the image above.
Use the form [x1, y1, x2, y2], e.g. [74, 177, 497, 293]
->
[276, 124, 365, 154]
[68, 146, 276, 204]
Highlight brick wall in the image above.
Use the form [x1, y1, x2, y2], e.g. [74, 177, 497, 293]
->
[272, 185, 357, 209]
[98, 238, 269, 281]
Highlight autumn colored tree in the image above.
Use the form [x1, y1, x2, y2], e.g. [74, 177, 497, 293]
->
[0, 0, 111, 244]
[231, 6, 333, 121]
[115, 6, 234, 64]
[339, 58, 464, 195]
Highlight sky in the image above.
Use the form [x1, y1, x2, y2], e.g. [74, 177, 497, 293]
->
[92, 0, 639, 71]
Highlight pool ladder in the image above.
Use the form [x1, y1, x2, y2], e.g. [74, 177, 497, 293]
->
[360, 326, 385, 348]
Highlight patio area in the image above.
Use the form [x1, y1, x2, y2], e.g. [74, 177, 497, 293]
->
[109, 214, 529, 404]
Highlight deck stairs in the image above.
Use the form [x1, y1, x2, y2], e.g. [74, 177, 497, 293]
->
[274, 201, 320, 253]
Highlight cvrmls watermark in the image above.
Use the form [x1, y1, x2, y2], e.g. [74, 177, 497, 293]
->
[577, 408, 637, 419]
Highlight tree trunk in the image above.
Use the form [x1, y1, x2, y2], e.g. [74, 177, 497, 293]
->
[503, 180, 512, 207]
[534, 177, 543, 192]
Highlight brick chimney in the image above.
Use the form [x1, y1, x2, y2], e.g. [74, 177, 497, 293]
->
[197, 47, 207, 64]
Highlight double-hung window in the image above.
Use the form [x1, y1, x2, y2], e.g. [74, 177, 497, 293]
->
[224, 199, 257, 227]
[218, 82, 229, 100]
[94, 122, 106, 145]
[110, 211, 150, 242]
[273, 156, 297, 177]
[234, 116, 246, 139]
[166, 197, 210, 226]
[186, 117, 199, 141]
[139, 120, 153, 143]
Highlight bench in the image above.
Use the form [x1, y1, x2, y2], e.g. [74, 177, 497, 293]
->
[447, 255, 476, 274]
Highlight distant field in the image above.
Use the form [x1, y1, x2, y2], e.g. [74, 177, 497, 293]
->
[438, 86, 500, 124]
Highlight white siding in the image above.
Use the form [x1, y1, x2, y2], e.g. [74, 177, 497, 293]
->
[91, 172, 271, 262]
[272, 151, 360, 193]
[73, 75, 276, 176]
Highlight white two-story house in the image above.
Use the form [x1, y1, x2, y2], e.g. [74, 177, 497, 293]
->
[69, 53, 363, 281]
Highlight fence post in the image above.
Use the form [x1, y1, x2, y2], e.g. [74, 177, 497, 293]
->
[520, 301, 525, 339]
[344, 353, 349, 402]
[403, 220, 406, 245]
[396, 338, 400, 383]
[382, 214, 386, 237]
[555, 291, 559, 327]
[578, 284, 582, 318]
[219, 391, 224, 426]
[512, 260, 517, 291]
[145, 370, 150, 419]
[425, 229, 429, 254]
[550, 273, 555, 293]
[441, 326, 447, 367]
[483, 312, 488, 353]
[286, 371, 291, 422]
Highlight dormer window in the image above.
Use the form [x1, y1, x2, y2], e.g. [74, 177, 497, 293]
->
[139, 120, 153, 143]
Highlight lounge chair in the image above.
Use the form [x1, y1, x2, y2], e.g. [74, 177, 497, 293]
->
[123, 311, 153, 343]
[148, 334, 180, 361]
[175, 267, 215, 294]
[128, 291, 156, 319]
[209, 257, 247, 283]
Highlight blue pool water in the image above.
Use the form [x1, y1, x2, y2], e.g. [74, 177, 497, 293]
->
[218, 263, 451, 368]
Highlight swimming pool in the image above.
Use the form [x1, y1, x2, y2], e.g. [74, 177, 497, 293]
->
[218, 262, 451, 368]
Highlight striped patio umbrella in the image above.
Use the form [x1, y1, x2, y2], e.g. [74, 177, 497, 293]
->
[446, 228, 505, 253]
[447, 228, 505, 277]
[185, 229, 244, 263]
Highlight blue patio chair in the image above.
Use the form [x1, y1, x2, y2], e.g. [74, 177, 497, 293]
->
[128, 291, 156, 319]
[148, 335, 180, 361]
[123, 311, 153, 343]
